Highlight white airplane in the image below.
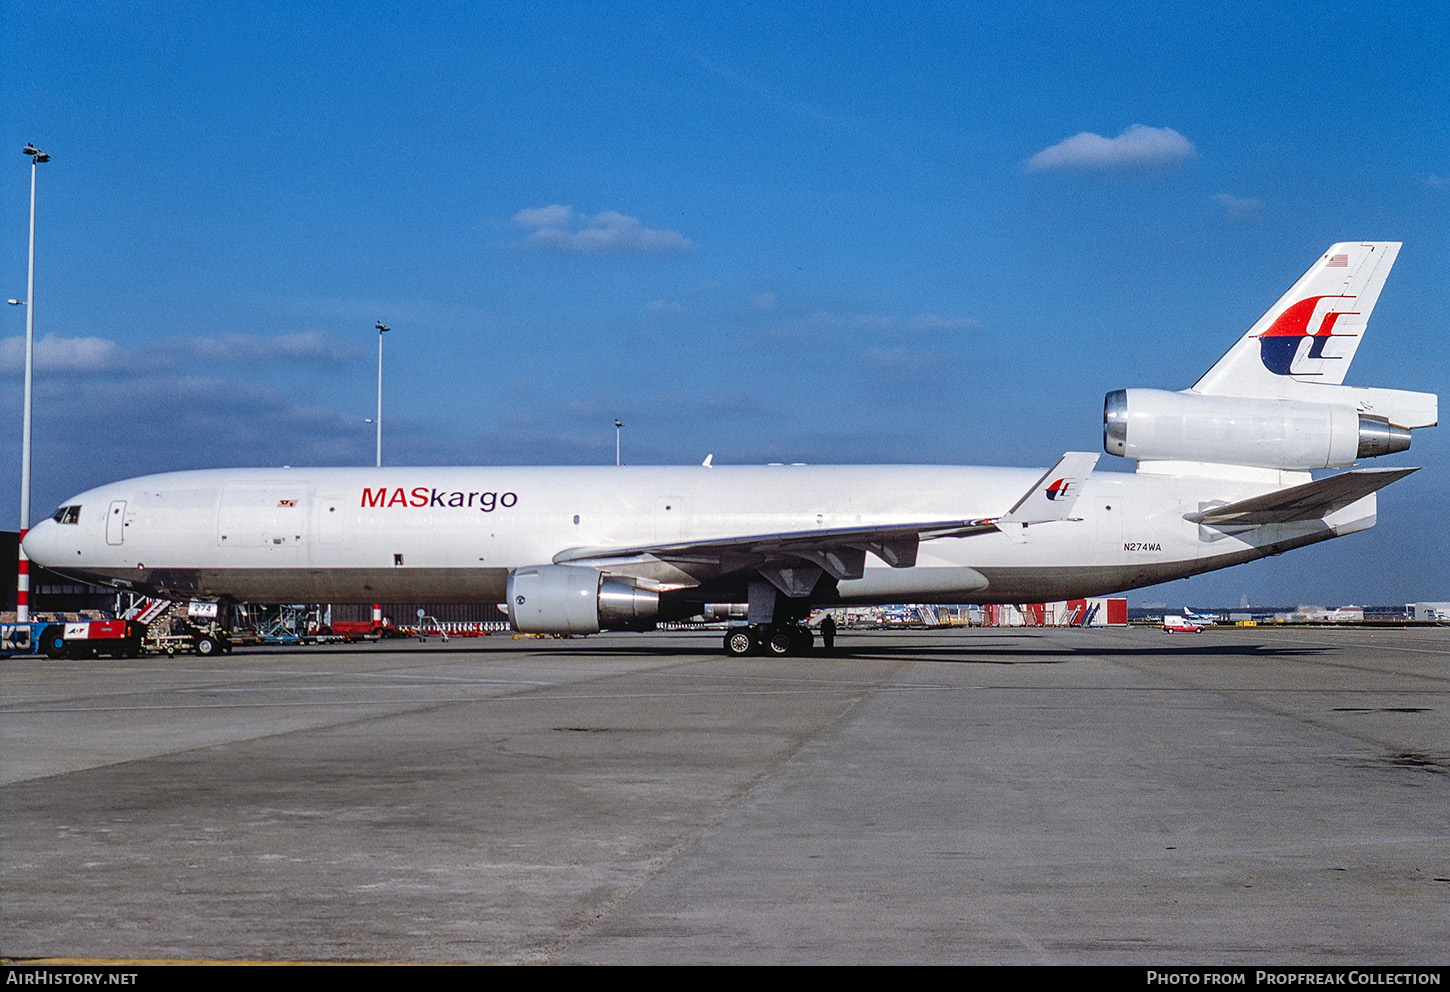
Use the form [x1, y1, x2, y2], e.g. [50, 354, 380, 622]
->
[22, 243, 1438, 655]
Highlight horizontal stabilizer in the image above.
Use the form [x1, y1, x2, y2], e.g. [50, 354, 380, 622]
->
[1185, 467, 1417, 526]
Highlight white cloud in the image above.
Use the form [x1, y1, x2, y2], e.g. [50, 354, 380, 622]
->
[513, 204, 576, 229]
[0, 334, 123, 373]
[749, 292, 777, 311]
[1214, 193, 1264, 218]
[15, 372, 380, 489]
[275, 330, 347, 358]
[2, 330, 359, 378]
[1024, 124, 1196, 172]
[166, 330, 355, 363]
[512, 205, 695, 254]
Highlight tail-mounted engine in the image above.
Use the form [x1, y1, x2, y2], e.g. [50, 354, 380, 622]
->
[1103, 389, 1411, 470]
[506, 564, 660, 635]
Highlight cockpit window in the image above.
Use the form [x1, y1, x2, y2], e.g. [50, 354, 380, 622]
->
[52, 505, 81, 524]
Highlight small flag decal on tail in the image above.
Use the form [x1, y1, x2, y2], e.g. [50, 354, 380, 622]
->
[1327, 253, 1349, 267]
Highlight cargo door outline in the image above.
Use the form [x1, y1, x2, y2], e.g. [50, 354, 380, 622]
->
[106, 500, 127, 545]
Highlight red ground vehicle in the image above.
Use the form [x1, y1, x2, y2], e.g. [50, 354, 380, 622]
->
[1161, 616, 1205, 633]
[36, 619, 146, 658]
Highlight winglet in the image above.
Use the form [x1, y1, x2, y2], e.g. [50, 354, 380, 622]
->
[996, 452, 1100, 541]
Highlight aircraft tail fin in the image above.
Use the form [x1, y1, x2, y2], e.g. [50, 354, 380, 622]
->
[1193, 242, 1399, 398]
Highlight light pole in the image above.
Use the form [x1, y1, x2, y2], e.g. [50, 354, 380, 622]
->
[15, 144, 48, 623]
[374, 322, 389, 468]
[371, 321, 390, 631]
[615, 419, 623, 467]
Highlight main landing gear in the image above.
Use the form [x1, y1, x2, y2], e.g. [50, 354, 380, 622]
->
[722, 623, 815, 657]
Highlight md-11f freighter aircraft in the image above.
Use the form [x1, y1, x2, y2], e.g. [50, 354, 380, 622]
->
[22, 243, 1438, 655]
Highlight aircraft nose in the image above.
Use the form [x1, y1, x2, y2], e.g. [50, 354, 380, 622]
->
[21, 518, 66, 566]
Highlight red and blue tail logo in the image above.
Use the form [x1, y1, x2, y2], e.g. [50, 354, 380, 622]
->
[1257, 295, 1359, 377]
[1045, 477, 1078, 501]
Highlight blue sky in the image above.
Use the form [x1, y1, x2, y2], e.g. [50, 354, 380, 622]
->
[2, 1, 1446, 606]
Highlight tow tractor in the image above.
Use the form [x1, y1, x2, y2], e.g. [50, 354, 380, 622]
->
[1, 618, 146, 658]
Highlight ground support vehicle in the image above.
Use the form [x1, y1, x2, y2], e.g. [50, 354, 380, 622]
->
[145, 617, 232, 656]
[1, 619, 146, 658]
[1161, 616, 1205, 633]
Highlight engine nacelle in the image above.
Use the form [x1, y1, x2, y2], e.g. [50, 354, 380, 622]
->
[506, 564, 660, 635]
[1103, 389, 1411, 470]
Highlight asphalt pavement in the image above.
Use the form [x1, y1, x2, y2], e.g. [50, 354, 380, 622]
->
[3, 625, 1447, 964]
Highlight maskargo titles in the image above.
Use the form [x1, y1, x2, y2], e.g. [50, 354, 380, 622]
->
[361, 487, 518, 512]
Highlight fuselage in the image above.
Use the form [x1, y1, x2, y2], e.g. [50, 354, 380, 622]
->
[21, 462, 1374, 609]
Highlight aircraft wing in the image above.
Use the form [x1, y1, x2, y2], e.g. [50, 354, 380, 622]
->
[554, 516, 997, 579]
[554, 452, 1100, 581]
[1185, 467, 1418, 526]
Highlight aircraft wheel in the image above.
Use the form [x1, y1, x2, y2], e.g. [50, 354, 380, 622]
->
[723, 629, 755, 657]
[764, 629, 793, 657]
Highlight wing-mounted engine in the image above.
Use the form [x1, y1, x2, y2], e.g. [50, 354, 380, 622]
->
[506, 564, 660, 634]
[1104, 389, 1419, 470]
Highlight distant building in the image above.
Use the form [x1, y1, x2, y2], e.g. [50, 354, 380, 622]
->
[981, 599, 1127, 627]
[1275, 605, 1365, 623]
[1408, 603, 1450, 621]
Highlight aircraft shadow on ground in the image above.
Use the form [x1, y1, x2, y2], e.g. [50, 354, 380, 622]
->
[271, 638, 1331, 664]
[819, 642, 1331, 664]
